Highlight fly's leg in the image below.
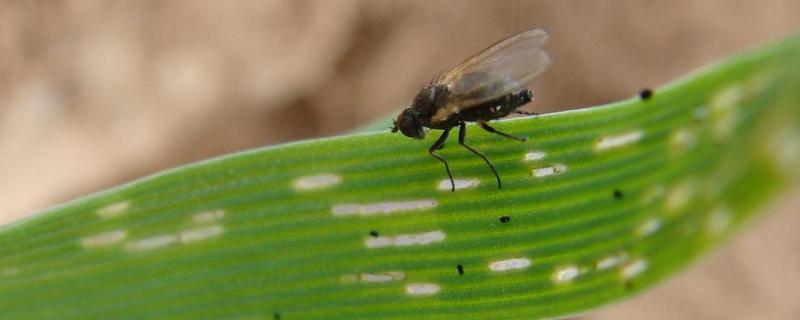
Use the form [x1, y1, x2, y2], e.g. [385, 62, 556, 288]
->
[513, 110, 539, 116]
[459, 122, 502, 189]
[429, 128, 455, 192]
[478, 120, 527, 142]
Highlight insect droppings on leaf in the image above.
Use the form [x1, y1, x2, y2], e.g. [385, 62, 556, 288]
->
[639, 88, 653, 100]
[369, 230, 379, 237]
[500, 216, 511, 223]
[457, 264, 464, 275]
[613, 189, 624, 200]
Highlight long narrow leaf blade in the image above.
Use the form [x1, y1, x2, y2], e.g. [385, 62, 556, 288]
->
[1, 34, 799, 319]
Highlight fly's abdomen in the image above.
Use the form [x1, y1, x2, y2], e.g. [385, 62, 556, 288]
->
[456, 89, 533, 123]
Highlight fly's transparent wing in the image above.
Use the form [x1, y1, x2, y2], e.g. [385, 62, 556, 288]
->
[437, 28, 550, 116]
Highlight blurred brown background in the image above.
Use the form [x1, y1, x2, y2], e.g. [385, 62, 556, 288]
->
[1, 1, 799, 319]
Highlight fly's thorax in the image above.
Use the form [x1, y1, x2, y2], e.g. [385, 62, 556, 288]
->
[412, 85, 449, 116]
[412, 84, 436, 110]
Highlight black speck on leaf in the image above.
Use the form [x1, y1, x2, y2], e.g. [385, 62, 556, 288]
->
[639, 88, 653, 100]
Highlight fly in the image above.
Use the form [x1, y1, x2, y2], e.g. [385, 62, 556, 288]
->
[392, 28, 551, 191]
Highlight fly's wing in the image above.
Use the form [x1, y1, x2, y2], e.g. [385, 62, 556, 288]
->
[432, 28, 550, 122]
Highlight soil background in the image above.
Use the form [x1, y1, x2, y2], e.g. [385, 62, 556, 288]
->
[1, 1, 799, 319]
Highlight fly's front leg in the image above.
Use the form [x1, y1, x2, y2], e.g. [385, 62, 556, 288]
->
[458, 122, 502, 189]
[429, 128, 455, 191]
[478, 120, 527, 142]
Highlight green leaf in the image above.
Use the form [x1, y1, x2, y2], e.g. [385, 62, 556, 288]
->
[1, 34, 799, 319]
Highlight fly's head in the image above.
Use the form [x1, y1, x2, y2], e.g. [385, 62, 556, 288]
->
[392, 107, 425, 139]
[393, 84, 438, 139]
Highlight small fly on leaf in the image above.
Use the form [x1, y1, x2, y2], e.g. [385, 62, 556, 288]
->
[392, 28, 550, 191]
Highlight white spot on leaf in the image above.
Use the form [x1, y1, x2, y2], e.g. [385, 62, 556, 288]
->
[179, 225, 224, 243]
[710, 83, 743, 112]
[621, 259, 648, 279]
[293, 174, 341, 191]
[523, 150, 546, 161]
[489, 257, 532, 272]
[2, 268, 19, 276]
[406, 283, 440, 296]
[761, 121, 800, 174]
[360, 271, 405, 283]
[97, 201, 131, 219]
[532, 163, 567, 177]
[553, 265, 580, 284]
[771, 134, 800, 173]
[437, 179, 480, 191]
[670, 128, 697, 155]
[192, 209, 225, 223]
[665, 180, 695, 213]
[365, 230, 446, 248]
[332, 200, 437, 217]
[637, 217, 662, 237]
[596, 253, 628, 270]
[707, 206, 732, 235]
[710, 84, 744, 140]
[595, 130, 644, 151]
[81, 230, 127, 248]
[126, 234, 178, 252]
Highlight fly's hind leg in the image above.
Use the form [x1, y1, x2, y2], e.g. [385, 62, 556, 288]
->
[429, 128, 455, 191]
[513, 110, 539, 116]
[478, 120, 527, 142]
[458, 122, 502, 189]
